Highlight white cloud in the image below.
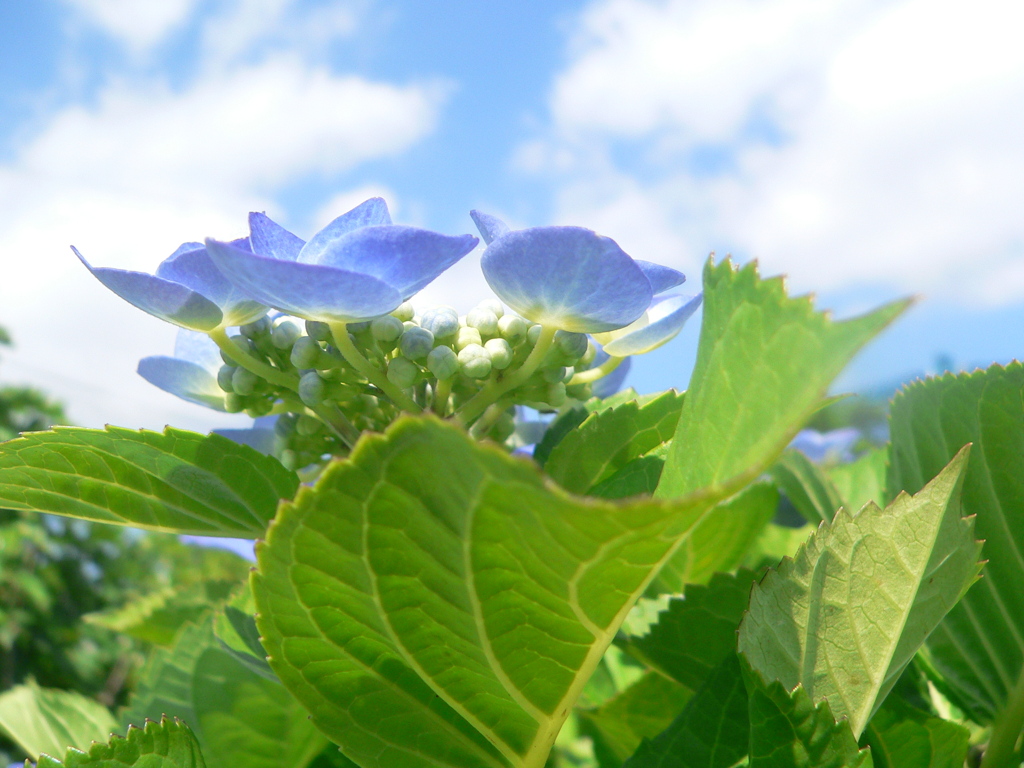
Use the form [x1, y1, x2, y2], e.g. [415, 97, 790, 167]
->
[530, 0, 1024, 304]
[0, 48, 445, 429]
[61, 0, 200, 50]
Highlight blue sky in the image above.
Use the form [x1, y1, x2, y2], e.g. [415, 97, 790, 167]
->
[1, 0, 1023, 432]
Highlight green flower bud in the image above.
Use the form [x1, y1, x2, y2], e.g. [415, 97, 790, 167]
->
[232, 366, 259, 395]
[296, 414, 323, 436]
[387, 357, 420, 388]
[546, 381, 567, 407]
[484, 338, 513, 370]
[305, 320, 332, 341]
[299, 371, 326, 407]
[271, 320, 301, 349]
[580, 339, 597, 368]
[240, 316, 272, 339]
[458, 344, 492, 379]
[489, 411, 516, 442]
[220, 333, 252, 365]
[217, 364, 236, 392]
[348, 320, 371, 333]
[554, 330, 588, 360]
[456, 326, 482, 351]
[466, 308, 499, 336]
[290, 336, 323, 369]
[420, 306, 460, 338]
[427, 345, 459, 379]
[527, 324, 542, 345]
[498, 314, 529, 343]
[224, 393, 245, 413]
[274, 413, 298, 437]
[477, 298, 504, 319]
[391, 302, 415, 322]
[400, 326, 434, 359]
[245, 398, 273, 418]
[371, 315, 404, 342]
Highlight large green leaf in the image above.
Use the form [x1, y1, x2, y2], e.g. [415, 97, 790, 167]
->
[0, 681, 116, 761]
[862, 697, 969, 768]
[829, 447, 888, 515]
[544, 391, 684, 495]
[619, 569, 757, 691]
[36, 717, 205, 768]
[888, 364, 1024, 722]
[578, 673, 691, 767]
[213, 586, 277, 681]
[254, 260, 901, 768]
[0, 426, 297, 536]
[744, 663, 872, 768]
[622, 653, 749, 768]
[739, 449, 981, 738]
[657, 259, 908, 500]
[647, 483, 776, 594]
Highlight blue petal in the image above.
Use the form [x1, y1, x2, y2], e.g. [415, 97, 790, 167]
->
[138, 355, 226, 410]
[470, 210, 511, 245]
[249, 212, 305, 261]
[156, 244, 267, 326]
[75, 247, 223, 331]
[305, 225, 478, 299]
[298, 197, 393, 263]
[635, 260, 686, 295]
[205, 238, 402, 322]
[602, 293, 703, 357]
[481, 227, 652, 333]
[173, 329, 223, 372]
[592, 356, 631, 399]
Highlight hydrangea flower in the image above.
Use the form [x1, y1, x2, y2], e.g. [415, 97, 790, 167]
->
[594, 293, 703, 357]
[205, 198, 478, 323]
[137, 329, 228, 410]
[591, 356, 632, 399]
[74, 241, 267, 331]
[471, 211, 685, 334]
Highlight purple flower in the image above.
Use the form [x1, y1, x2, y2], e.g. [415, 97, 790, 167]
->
[594, 293, 703, 357]
[471, 210, 685, 333]
[205, 198, 478, 323]
[137, 329, 228, 410]
[75, 240, 266, 331]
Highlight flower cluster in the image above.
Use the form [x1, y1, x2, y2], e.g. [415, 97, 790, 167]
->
[77, 198, 701, 469]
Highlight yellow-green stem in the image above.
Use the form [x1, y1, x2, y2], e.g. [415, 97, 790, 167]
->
[329, 322, 422, 413]
[433, 377, 454, 416]
[469, 400, 511, 440]
[313, 403, 361, 449]
[455, 325, 557, 426]
[982, 665, 1024, 768]
[209, 327, 299, 390]
[569, 355, 624, 385]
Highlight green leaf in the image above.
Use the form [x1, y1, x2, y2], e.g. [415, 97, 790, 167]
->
[590, 450, 667, 500]
[772, 450, 845, 525]
[0, 681, 116, 761]
[647, 482, 777, 594]
[123, 618, 322, 768]
[544, 391, 685, 495]
[622, 654, 749, 768]
[862, 697, 969, 768]
[532, 389, 647, 468]
[578, 673, 691, 767]
[254, 416, 732, 768]
[619, 569, 758, 691]
[888, 363, 1024, 722]
[36, 717, 206, 768]
[192, 646, 326, 768]
[0, 426, 298, 536]
[657, 259, 909, 500]
[121, 622, 215, 733]
[213, 586, 277, 681]
[86, 580, 237, 646]
[738, 448, 981, 737]
[744, 662, 872, 768]
[828, 447, 889, 515]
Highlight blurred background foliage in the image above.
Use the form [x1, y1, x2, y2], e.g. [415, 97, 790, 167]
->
[0, 324, 251, 765]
